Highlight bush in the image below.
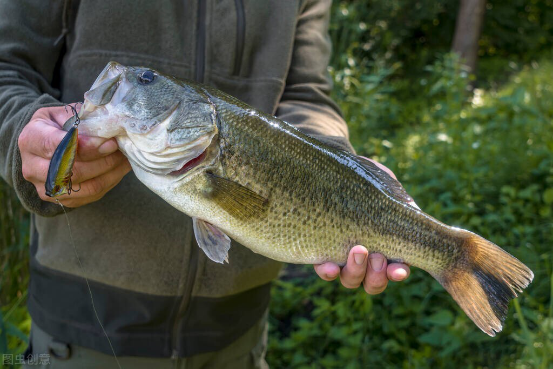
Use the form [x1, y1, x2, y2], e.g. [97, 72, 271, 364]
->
[0, 182, 30, 357]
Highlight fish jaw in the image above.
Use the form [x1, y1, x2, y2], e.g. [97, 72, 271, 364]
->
[77, 62, 127, 139]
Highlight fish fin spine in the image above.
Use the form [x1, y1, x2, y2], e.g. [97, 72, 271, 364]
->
[436, 233, 533, 336]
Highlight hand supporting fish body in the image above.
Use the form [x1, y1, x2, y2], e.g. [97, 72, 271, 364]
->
[48, 62, 533, 337]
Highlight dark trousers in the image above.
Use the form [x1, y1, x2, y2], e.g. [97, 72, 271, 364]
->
[23, 313, 269, 369]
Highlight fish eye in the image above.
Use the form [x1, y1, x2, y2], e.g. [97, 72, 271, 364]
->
[137, 70, 156, 85]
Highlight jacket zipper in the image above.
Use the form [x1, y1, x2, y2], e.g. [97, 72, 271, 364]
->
[170, 221, 199, 363]
[233, 0, 245, 76]
[195, 0, 207, 82]
[171, 0, 205, 361]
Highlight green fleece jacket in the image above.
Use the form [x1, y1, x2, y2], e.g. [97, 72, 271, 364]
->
[0, 0, 354, 358]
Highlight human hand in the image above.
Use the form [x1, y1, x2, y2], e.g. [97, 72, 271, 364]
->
[313, 158, 412, 294]
[18, 105, 131, 208]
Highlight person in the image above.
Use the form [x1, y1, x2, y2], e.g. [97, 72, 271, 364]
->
[0, 0, 410, 367]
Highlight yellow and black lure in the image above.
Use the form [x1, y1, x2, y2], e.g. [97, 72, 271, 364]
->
[45, 105, 81, 197]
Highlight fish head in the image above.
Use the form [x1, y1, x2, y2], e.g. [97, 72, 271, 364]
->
[77, 62, 219, 186]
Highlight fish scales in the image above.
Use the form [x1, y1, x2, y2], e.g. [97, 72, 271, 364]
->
[203, 94, 461, 271]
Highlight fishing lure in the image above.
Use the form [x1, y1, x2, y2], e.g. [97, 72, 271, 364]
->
[45, 104, 81, 197]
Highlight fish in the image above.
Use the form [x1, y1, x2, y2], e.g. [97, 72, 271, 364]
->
[56, 61, 533, 336]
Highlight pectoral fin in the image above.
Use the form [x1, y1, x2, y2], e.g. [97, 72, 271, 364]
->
[205, 172, 268, 220]
[192, 217, 231, 264]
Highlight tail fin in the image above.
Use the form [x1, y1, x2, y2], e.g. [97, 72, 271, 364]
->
[435, 233, 534, 336]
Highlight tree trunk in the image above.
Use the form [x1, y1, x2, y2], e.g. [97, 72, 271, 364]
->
[451, 0, 486, 73]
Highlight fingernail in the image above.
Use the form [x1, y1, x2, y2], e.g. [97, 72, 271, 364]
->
[393, 268, 408, 281]
[98, 140, 117, 155]
[353, 252, 366, 265]
[325, 273, 336, 280]
[369, 255, 384, 271]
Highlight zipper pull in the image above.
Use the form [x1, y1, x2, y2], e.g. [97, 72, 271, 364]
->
[171, 348, 179, 360]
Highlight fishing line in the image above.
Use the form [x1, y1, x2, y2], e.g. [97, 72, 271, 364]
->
[55, 199, 123, 369]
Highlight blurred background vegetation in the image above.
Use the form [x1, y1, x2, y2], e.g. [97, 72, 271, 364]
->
[2, 0, 553, 368]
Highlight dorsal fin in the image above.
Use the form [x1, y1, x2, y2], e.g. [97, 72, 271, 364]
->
[351, 156, 413, 204]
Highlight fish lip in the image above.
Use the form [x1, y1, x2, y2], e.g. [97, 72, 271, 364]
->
[78, 62, 125, 122]
[78, 103, 109, 121]
[90, 61, 125, 90]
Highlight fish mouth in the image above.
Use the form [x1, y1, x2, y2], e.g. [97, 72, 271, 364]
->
[77, 62, 126, 137]
[90, 61, 125, 90]
[169, 149, 207, 176]
[81, 62, 125, 114]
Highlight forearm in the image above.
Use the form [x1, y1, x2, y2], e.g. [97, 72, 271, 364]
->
[277, 100, 354, 153]
[275, 0, 354, 154]
[0, 93, 62, 212]
[0, 0, 66, 215]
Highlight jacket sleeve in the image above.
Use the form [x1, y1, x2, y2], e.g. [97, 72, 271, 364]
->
[275, 0, 355, 154]
[0, 0, 67, 216]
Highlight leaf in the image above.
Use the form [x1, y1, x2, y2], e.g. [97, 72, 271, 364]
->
[424, 310, 454, 327]
[418, 328, 445, 346]
[543, 188, 553, 205]
[6, 322, 28, 344]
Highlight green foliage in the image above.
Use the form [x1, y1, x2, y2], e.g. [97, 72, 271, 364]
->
[330, 0, 553, 86]
[0, 181, 31, 357]
[329, 0, 458, 76]
[268, 56, 553, 368]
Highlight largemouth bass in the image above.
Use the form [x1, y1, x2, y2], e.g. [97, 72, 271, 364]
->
[52, 61, 533, 337]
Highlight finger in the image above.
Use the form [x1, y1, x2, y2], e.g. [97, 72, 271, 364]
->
[21, 156, 50, 184]
[77, 136, 119, 161]
[362, 157, 420, 209]
[387, 263, 410, 282]
[364, 157, 397, 180]
[47, 105, 79, 128]
[23, 150, 127, 186]
[363, 253, 388, 295]
[54, 160, 131, 207]
[340, 245, 368, 289]
[34, 158, 131, 205]
[21, 122, 67, 159]
[70, 151, 128, 184]
[314, 263, 340, 281]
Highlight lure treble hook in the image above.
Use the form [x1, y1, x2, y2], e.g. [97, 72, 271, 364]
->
[64, 102, 82, 128]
